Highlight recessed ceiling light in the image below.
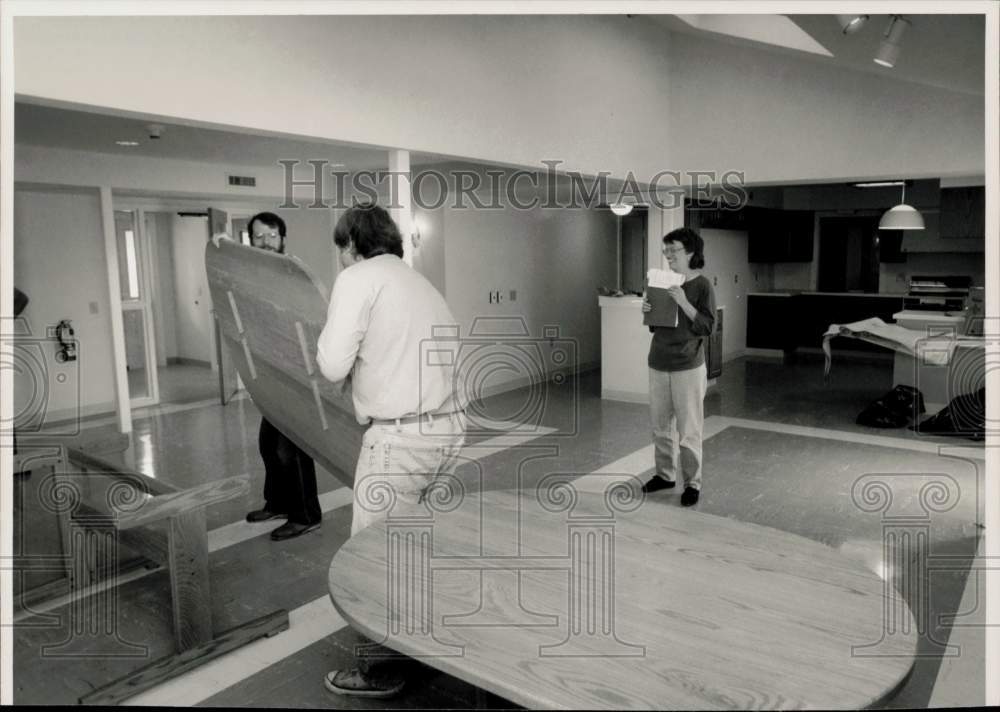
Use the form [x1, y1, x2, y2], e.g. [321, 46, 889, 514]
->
[116, 140, 140, 147]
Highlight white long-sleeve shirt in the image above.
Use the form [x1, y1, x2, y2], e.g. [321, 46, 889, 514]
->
[316, 254, 460, 424]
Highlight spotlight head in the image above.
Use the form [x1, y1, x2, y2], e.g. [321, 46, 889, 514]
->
[874, 16, 910, 68]
[836, 14, 869, 34]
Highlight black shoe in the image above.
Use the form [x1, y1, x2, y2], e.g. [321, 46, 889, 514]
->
[246, 508, 287, 523]
[270, 521, 320, 541]
[681, 487, 700, 507]
[641, 476, 676, 494]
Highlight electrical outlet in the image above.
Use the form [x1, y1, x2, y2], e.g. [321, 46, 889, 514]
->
[509, 289, 517, 302]
[734, 274, 738, 284]
[89, 302, 99, 314]
[713, 276, 718, 286]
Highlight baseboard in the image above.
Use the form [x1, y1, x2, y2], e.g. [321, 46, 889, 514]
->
[474, 361, 599, 400]
[601, 389, 649, 404]
[19, 401, 118, 434]
[167, 357, 212, 368]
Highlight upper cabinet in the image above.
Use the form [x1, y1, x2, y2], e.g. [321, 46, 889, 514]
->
[939, 186, 985, 240]
[685, 198, 748, 232]
[901, 188, 985, 253]
[747, 207, 814, 263]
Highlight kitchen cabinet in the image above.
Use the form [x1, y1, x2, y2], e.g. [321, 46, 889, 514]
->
[796, 294, 904, 352]
[746, 294, 796, 350]
[939, 186, 985, 240]
[747, 293, 904, 353]
[706, 307, 724, 378]
[685, 198, 747, 231]
[900, 211, 983, 253]
[748, 208, 815, 263]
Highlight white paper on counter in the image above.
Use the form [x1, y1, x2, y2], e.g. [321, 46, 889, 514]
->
[646, 268, 685, 290]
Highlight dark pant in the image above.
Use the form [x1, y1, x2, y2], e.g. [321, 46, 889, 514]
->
[258, 418, 321, 526]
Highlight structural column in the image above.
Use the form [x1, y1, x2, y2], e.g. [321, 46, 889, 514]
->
[648, 200, 685, 272]
[387, 150, 414, 267]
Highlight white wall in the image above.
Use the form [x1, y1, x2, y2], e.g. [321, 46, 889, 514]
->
[14, 15, 674, 180]
[667, 32, 983, 183]
[412, 206, 446, 298]
[170, 215, 214, 365]
[443, 204, 618, 392]
[273, 206, 337, 292]
[13, 186, 117, 421]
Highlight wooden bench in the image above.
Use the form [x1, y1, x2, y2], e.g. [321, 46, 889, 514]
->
[14, 437, 289, 705]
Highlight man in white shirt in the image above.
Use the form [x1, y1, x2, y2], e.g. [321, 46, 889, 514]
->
[317, 203, 466, 698]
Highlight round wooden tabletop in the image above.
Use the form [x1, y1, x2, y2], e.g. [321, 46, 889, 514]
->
[329, 488, 916, 709]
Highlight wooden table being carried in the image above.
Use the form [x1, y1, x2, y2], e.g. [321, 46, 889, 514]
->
[329, 487, 916, 710]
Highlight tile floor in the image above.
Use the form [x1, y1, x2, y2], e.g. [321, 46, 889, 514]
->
[11, 354, 986, 707]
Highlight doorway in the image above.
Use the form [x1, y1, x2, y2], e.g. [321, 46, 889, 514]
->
[619, 207, 648, 294]
[112, 205, 230, 407]
[817, 216, 880, 293]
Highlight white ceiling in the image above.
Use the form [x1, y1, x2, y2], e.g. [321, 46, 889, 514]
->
[14, 101, 452, 169]
[647, 14, 985, 96]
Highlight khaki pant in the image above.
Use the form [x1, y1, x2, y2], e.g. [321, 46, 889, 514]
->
[649, 364, 707, 491]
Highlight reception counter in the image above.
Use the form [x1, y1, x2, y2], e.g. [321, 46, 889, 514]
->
[599, 296, 652, 403]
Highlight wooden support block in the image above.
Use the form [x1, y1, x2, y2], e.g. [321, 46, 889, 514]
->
[167, 509, 213, 651]
[78, 609, 290, 706]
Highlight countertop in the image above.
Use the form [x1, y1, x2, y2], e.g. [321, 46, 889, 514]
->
[747, 291, 907, 298]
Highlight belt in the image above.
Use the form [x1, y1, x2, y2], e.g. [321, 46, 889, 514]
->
[370, 399, 465, 428]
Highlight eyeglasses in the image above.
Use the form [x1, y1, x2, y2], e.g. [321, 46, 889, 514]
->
[662, 246, 686, 255]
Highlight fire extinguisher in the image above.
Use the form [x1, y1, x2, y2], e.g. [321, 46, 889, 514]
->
[55, 319, 77, 363]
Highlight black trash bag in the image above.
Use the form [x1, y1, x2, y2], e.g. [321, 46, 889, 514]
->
[856, 400, 910, 428]
[856, 385, 926, 429]
[881, 385, 926, 421]
[911, 387, 986, 441]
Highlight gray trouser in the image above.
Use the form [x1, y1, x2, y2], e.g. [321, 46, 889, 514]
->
[649, 363, 707, 490]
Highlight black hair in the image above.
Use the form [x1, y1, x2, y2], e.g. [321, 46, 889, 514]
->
[248, 211, 287, 238]
[663, 227, 705, 269]
[333, 203, 404, 259]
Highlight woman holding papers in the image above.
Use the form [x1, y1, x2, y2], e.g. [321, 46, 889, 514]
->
[641, 227, 717, 506]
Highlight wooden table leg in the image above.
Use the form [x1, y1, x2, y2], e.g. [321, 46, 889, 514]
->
[167, 509, 213, 650]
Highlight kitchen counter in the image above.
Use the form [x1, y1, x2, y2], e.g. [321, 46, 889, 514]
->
[748, 291, 907, 297]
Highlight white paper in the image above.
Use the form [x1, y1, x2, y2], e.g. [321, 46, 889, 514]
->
[646, 268, 684, 290]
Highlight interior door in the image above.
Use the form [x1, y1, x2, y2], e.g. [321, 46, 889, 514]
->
[113, 209, 160, 408]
